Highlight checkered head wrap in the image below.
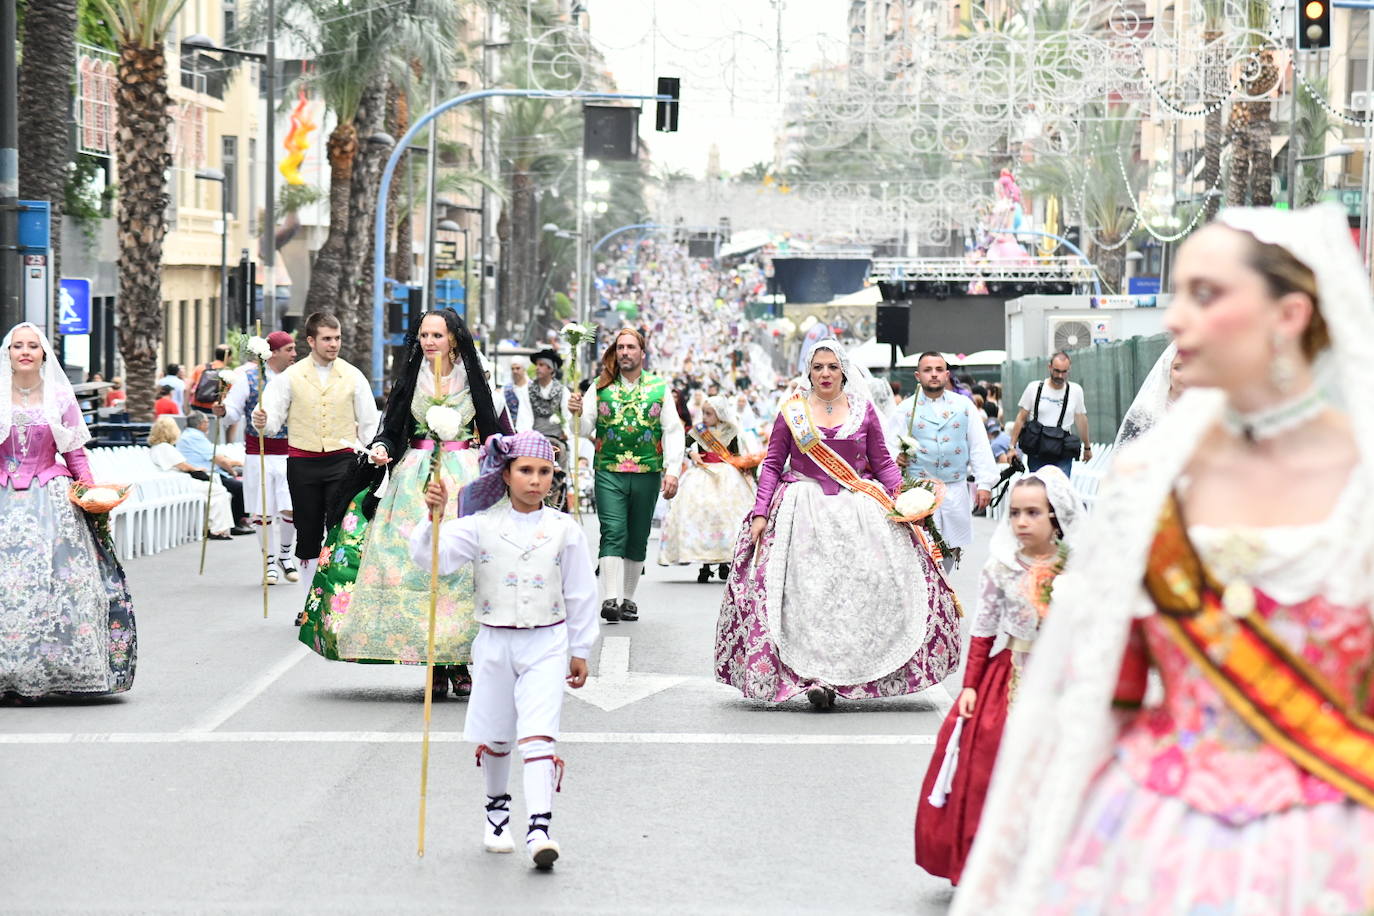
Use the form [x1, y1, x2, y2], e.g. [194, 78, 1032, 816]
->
[457, 431, 557, 516]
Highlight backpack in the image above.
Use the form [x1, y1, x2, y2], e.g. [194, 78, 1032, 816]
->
[192, 363, 225, 404]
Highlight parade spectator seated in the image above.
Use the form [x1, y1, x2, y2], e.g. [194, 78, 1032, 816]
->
[104, 377, 127, 408]
[177, 411, 252, 535]
[147, 416, 235, 539]
[154, 385, 182, 416]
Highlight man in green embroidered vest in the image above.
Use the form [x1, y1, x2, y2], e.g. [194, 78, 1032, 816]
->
[569, 327, 684, 623]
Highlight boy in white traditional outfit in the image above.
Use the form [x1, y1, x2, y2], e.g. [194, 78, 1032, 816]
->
[410, 430, 598, 869]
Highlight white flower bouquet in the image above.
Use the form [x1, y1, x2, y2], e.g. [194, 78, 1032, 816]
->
[896, 434, 921, 459]
[244, 336, 272, 362]
[424, 404, 466, 442]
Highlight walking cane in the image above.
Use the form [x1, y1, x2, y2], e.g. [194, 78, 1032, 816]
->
[418, 354, 443, 857]
[256, 321, 269, 618]
[198, 409, 222, 576]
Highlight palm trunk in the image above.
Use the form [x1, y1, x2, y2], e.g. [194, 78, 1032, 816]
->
[338, 76, 389, 372]
[1245, 52, 1279, 207]
[303, 122, 357, 318]
[1225, 101, 1252, 207]
[386, 82, 410, 284]
[112, 41, 173, 421]
[495, 204, 512, 338]
[18, 0, 76, 335]
[1201, 29, 1223, 220]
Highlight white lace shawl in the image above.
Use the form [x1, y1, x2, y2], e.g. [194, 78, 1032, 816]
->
[952, 204, 1374, 912]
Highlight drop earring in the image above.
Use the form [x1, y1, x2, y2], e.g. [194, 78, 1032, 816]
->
[1270, 331, 1297, 391]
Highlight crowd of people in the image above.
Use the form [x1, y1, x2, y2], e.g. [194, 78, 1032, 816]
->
[3, 204, 1372, 908]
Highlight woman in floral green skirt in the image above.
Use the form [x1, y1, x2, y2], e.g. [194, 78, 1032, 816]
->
[298, 310, 506, 698]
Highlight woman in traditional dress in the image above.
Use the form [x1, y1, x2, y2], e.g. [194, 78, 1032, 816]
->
[714, 338, 960, 710]
[954, 205, 1374, 912]
[298, 309, 504, 699]
[914, 467, 1082, 884]
[659, 394, 758, 583]
[0, 323, 135, 699]
[1113, 342, 1184, 449]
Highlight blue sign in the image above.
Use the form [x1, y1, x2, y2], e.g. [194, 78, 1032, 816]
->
[59, 278, 92, 335]
[1127, 275, 1162, 295]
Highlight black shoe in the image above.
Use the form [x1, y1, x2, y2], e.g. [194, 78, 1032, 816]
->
[449, 664, 472, 699]
[208, 532, 232, 541]
[717, 563, 730, 580]
[618, 600, 638, 622]
[806, 686, 835, 710]
[697, 565, 712, 583]
[600, 599, 621, 624]
[230, 524, 255, 536]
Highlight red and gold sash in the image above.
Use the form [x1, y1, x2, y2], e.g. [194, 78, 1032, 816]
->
[1143, 494, 1374, 810]
[691, 423, 763, 471]
[780, 395, 946, 568]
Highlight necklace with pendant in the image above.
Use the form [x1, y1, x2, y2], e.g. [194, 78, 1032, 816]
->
[812, 389, 843, 417]
[15, 382, 37, 405]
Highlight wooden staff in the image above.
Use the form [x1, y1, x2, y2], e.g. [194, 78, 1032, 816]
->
[417, 351, 444, 857]
[256, 321, 269, 618]
[198, 408, 222, 576]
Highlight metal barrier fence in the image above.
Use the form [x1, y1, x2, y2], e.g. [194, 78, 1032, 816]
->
[1000, 333, 1170, 443]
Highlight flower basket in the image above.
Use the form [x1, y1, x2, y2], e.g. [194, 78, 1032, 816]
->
[68, 482, 133, 514]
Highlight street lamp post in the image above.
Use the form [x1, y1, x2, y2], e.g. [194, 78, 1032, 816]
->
[194, 168, 228, 342]
[182, 27, 275, 328]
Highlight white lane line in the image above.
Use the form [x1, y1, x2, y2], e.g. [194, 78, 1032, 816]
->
[598, 636, 631, 680]
[0, 730, 936, 746]
[181, 645, 310, 734]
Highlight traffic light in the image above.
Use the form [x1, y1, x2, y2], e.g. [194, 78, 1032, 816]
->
[1298, 0, 1331, 49]
[655, 77, 680, 133]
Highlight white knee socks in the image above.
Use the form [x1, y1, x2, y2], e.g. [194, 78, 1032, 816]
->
[622, 560, 644, 601]
[298, 557, 317, 589]
[600, 556, 624, 603]
[276, 516, 296, 561]
[478, 741, 513, 797]
[520, 738, 561, 825]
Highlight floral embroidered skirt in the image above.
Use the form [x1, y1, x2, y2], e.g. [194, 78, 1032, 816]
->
[0, 478, 136, 697]
[714, 475, 960, 702]
[1041, 759, 1374, 914]
[658, 460, 756, 566]
[299, 446, 480, 664]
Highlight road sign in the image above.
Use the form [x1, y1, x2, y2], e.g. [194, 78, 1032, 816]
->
[59, 278, 92, 335]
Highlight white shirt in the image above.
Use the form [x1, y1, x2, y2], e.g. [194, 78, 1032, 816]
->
[148, 441, 187, 472]
[157, 375, 187, 412]
[576, 373, 686, 475]
[256, 357, 380, 444]
[220, 364, 281, 427]
[1018, 379, 1085, 431]
[508, 381, 533, 432]
[890, 391, 1000, 491]
[409, 505, 600, 658]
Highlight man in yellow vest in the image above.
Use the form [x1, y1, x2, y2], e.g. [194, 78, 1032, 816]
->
[252, 312, 379, 597]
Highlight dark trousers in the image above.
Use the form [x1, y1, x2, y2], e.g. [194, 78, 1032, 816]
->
[1027, 453, 1074, 478]
[286, 452, 355, 563]
[219, 474, 246, 522]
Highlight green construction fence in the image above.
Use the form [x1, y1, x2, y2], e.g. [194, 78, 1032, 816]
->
[999, 334, 1171, 443]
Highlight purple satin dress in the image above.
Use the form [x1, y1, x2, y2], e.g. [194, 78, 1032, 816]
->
[714, 398, 960, 703]
[0, 401, 135, 697]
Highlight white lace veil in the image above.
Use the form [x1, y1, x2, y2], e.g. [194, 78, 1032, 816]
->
[1112, 342, 1179, 449]
[953, 203, 1374, 912]
[700, 393, 741, 447]
[0, 322, 90, 453]
[985, 464, 1084, 571]
[800, 338, 872, 410]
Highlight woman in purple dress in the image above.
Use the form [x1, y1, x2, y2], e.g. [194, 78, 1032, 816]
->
[0, 323, 135, 699]
[714, 338, 960, 709]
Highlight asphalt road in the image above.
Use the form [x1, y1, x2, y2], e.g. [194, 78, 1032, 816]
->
[1, 512, 992, 915]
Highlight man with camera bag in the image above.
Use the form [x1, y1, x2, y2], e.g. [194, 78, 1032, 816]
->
[1006, 351, 1091, 477]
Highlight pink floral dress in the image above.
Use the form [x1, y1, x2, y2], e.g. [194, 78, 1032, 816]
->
[1043, 522, 1374, 914]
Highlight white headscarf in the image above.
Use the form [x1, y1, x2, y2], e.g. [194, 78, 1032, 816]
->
[698, 393, 740, 447]
[0, 322, 90, 453]
[1112, 342, 1180, 449]
[800, 337, 871, 409]
[954, 204, 1374, 911]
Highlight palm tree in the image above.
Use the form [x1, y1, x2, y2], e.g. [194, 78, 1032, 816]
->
[19, 0, 78, 332]
[91, 0, 188, 420]
[1225, 0, 1279, 207]
[1294, 75, 1336, 206]
[1200, 0, 1227, 220]
[244, 0, 460, 364]
[736, 161, 772, 183]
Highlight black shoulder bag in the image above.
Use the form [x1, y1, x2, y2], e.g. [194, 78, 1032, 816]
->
[1017, 382, 1081, 461]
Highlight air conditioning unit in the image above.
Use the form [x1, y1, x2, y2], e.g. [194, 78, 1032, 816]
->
[1352, 91, 1373, 112]
[1047, 316, 1095, 353]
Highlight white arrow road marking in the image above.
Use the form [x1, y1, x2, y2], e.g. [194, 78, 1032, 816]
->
[567, 636, 687, 712]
